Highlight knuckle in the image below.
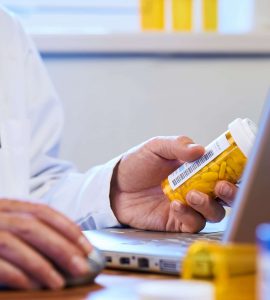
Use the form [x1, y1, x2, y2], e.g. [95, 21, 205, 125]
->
[14, 218, 36, 237]
[202, 196, 212, 207]
[47, 242, 75, 265]
[144, 136, 166, 154]
[51, 246, 66, 261]
[176, 135, 192, 145]
[0, 231, 13, 249]
[33, 203, 50, 214]
[31, 259, 53, 276]
[214, 181, 225, 197]
[52, 255, 70, 270]
[147, 136, 162, 147]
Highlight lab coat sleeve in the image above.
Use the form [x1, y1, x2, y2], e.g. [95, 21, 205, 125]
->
[42, 156, 123, 230]
[14, 16, 121, 229]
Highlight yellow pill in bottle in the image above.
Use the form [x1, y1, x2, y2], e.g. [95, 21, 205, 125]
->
[162, 118, 257, 204]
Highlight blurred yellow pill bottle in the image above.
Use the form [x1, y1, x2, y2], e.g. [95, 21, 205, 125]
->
[162, 118, 257, 204]
[140, 0, 165, 30]
[172, 0, 193, 31]
[182, 241, 257, 300]
[202, 0, 218, 31]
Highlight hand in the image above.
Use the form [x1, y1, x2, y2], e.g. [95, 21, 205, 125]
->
[0, 200, 93, 290]
[110, 136, 238, 233]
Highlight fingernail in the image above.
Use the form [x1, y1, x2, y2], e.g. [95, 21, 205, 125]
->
[220, 183, 233, 198]
[188, 191, 204, 205]
[78, 236, 93, 254]
[187, 143, 202, 149]
[71, 255, 90, 276]
[171, 200, 182, 212]
[49, 271, 65, 290]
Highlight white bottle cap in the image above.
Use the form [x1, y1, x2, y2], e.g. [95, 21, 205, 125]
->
[228, 118, 257, 158]
[137, 280, 214, 300]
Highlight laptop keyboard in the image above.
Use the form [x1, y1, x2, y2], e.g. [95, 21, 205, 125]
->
[149, 232, 223, 249]
[109, 228, 224, 249]
[121, 231, 223, 252]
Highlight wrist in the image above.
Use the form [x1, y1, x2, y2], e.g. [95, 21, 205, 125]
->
[109, 161, 121, 221]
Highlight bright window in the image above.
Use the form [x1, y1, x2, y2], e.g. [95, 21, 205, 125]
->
[0, 0, 254, 34]
[0, 0, 139, 33]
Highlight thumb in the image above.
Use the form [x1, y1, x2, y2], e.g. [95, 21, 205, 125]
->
[147, 136, 205, 163]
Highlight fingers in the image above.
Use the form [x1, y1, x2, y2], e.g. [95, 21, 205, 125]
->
[186, 191, 226, 223]
[0, 200, 92, 255]
[166, 201, 206, 233]
[147, 136, 205, 163]
[167, 190, 226, 233]
[166, 181, 235, 233]
[0, 257, 35, 290]
[0, 231, 64, 290]
[0, 213, 90, 278]
[215, 181, 238, 206]
[30, 203, 92, 255]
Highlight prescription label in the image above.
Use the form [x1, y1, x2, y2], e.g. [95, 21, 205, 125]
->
[168, 134, 230, 190]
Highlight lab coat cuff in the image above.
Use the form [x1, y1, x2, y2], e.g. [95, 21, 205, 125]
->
[91, 155, 123, 229]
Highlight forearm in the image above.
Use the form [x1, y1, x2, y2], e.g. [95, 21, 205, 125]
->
[33, 156, 123, 230]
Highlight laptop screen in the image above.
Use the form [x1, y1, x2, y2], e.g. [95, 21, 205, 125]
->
[224, 92, 270, 243]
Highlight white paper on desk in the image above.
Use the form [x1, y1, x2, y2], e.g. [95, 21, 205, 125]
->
[0, 119, 30, 199]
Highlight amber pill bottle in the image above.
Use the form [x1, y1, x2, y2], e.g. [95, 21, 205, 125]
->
[162, 119, 257, 204]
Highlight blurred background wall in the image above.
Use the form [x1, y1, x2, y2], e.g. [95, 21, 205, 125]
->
[1, 0, 270, 170]
[44, 55, 270, 170]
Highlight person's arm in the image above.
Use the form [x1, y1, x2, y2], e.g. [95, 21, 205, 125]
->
[12, 9, 237, 232]
[0, 9, 99, 289]
[22, 22, 236, 232]
[11, 12, 121, 229]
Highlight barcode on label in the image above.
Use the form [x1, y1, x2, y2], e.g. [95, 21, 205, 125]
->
[168, 133, 231, 191]
[171, 150, 214, 187]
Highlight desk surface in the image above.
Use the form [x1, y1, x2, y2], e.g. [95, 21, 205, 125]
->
[0, 269, 175, 300]
[0, 269, 256, 300]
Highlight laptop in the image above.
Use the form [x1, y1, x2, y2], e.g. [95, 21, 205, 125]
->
[84, 92, 270, 275]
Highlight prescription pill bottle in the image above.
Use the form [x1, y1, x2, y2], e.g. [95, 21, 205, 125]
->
[140, 0, 165, 31]
[162, 118, 257, 204]
[202, 0, 218, 32]
[172, 0, 193, 32]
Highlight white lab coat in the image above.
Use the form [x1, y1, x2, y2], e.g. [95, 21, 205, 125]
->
[0, 7, 120, 229]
